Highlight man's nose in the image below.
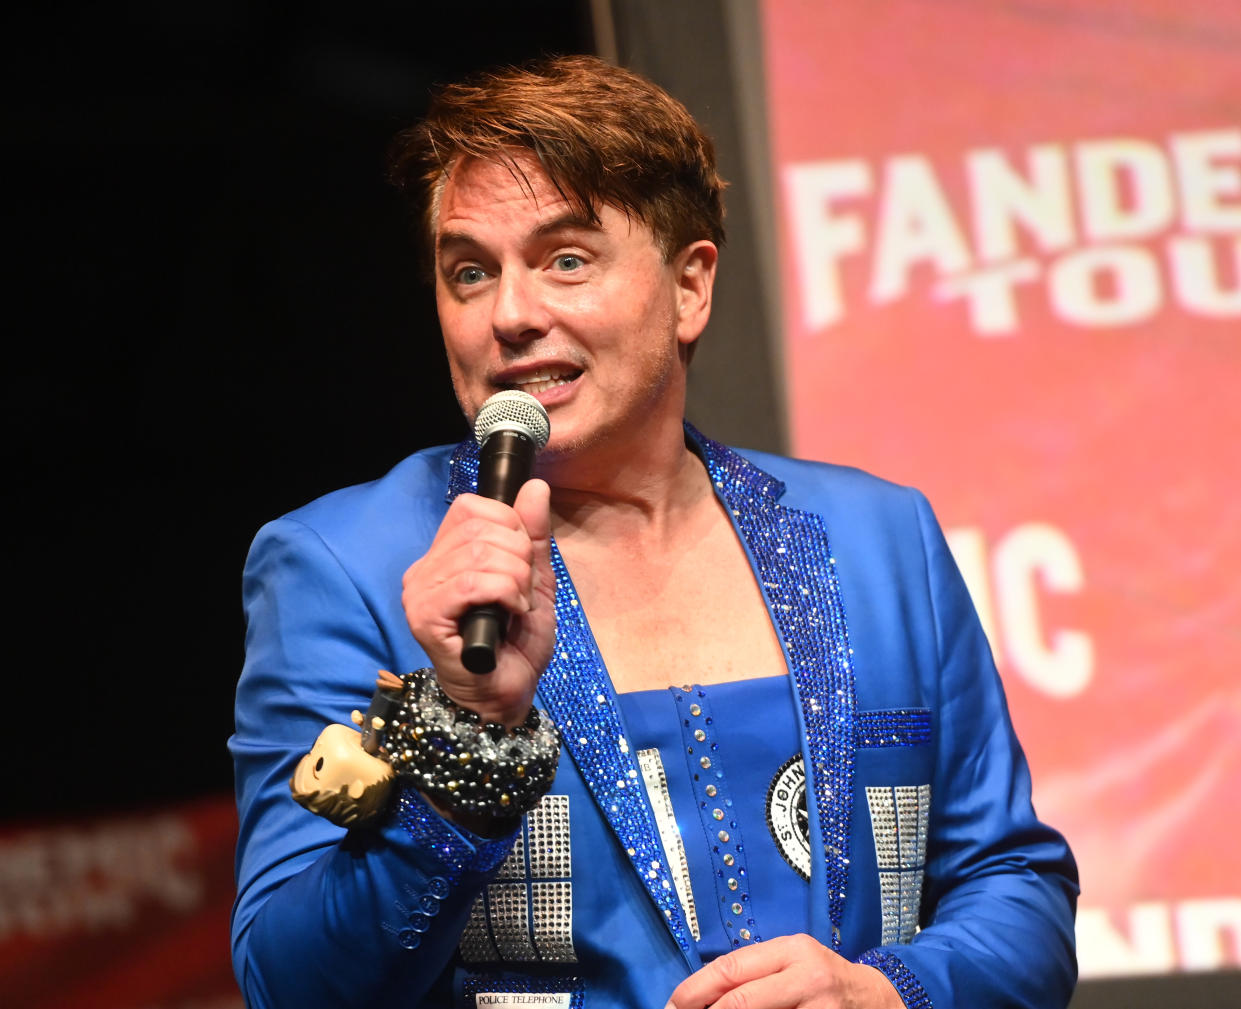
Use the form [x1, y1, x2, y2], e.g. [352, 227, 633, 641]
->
[491, 268, 549, 344]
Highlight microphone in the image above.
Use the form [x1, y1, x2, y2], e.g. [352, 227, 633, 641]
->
[459, 389, 551, 674]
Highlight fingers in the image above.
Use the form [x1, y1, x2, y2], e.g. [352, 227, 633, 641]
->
[665, 936, 903, 1009]
[666, 935, 844, 1009]
[435, 494, 537, 579]
[404, 494, 540, 626]
[681, 972, 797, 1009]
[400, 486, 556, 725]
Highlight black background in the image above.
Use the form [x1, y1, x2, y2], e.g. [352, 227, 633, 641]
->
[6, 2, 594, 819]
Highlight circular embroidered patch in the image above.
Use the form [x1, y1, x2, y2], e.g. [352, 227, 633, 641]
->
[765, 754, 811, 881]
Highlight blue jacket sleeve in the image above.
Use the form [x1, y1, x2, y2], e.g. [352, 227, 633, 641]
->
[229, 517, 512, 1008]
[860, 490, 1079, 1009]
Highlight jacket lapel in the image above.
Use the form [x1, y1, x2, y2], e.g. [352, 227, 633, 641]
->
[692, 431, 859, 950]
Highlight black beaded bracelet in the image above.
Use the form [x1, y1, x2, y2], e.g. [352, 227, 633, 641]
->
[379, 669, 560, 821]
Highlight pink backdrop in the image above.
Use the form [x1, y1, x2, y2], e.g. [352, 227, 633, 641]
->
[761, 0, 1241, 978]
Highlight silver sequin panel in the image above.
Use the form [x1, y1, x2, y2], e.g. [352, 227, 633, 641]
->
[865, 785, 930, 944]
[459, 794, 577, 963]
[637, 747, 701, 941]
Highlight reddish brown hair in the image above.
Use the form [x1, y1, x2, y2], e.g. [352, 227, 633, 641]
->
[388, 54, 726, 263]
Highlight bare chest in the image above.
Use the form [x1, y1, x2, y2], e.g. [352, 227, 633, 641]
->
[558, 521, 787, 694]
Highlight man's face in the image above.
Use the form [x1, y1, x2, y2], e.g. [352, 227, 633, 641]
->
[432, 152, 713, 464]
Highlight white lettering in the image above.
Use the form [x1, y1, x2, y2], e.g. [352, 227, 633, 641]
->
[992, 523, 1093, 698]
[944, 527, 1001, 664]
[1078, 900, 1241, 977]
[1049, 246, 1162, 327]
[1078, 904, 1177, 977]
[783, 126, 1241, 335]
[934, 259, 1041, 336]
[1076, 139, 1175, 241]
[784, 159, 872, 330]
[0, 815, 203, 941]
[947, 523, 1091, 696]
[1169, 235, 1241, 316]
[870, 155, 972, 303]
[1176, 898, 1241, 970]
[967, 144, 1075, 261]
[1171, 128, 1241, 232]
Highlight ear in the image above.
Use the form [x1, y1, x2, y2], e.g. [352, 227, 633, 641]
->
[673, 240, 718, 349]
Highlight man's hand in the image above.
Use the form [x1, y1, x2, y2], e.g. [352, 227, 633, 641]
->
[665, 934, 905, 1009]
[401, 478, 555, 727]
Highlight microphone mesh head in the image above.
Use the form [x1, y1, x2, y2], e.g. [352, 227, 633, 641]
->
[473, 390, 551, 449]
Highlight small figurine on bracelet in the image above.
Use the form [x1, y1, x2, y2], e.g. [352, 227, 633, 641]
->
[289, 722, 395, 827]
[290, 669, 560, 830]
[289, 669, 405, 828]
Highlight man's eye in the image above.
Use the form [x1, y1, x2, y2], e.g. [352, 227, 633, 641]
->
[553, 254, 584, 271]
[455, 266, 487, 285]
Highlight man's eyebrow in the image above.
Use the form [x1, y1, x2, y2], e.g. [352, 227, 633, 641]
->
[532, 211, 602, 239]
[435, 211, 603, 260]
[435, 230, 481, 257]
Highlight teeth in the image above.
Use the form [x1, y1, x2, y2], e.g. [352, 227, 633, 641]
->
[512, 370, 575, 395]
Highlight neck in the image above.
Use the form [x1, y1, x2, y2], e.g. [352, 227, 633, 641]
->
[541, 419, 712, 547]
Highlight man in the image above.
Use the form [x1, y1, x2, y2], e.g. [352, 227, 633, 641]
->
[230, 55, 1077, 1009]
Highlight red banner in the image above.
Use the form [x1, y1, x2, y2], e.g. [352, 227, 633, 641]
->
[0, 797, 241, 1009]
[760, 0, 1241, 978]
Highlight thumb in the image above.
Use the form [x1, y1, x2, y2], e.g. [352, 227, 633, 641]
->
[513, 478, 553, 573]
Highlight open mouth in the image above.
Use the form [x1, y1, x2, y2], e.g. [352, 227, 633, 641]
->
[508, 369, 582, 396]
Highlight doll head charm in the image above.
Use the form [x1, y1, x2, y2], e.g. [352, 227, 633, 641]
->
[290, 722, 395, 828]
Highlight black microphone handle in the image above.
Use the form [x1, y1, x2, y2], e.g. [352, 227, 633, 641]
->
[460, 429, 539, 674]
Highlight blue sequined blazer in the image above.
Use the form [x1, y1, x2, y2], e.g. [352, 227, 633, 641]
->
[230, 429, 1078, 1009]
